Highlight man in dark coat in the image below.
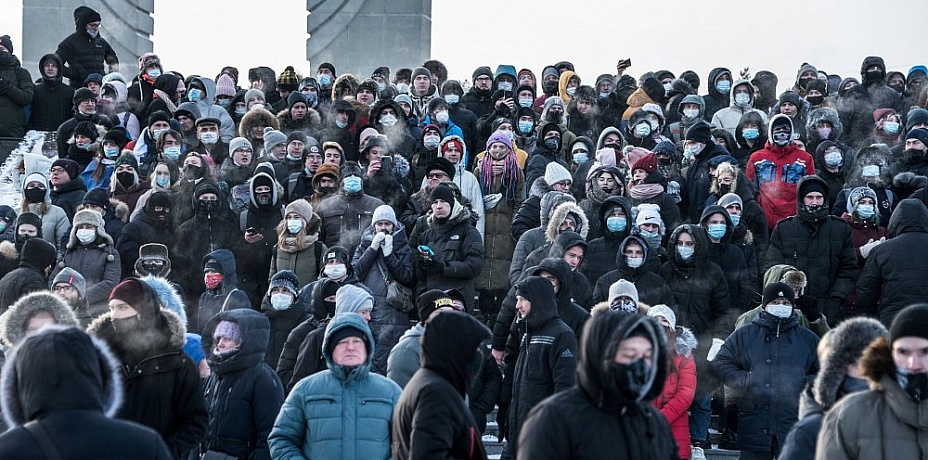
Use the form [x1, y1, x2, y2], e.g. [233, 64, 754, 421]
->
[237, 165, 285, 306]
[200, 309, 284, 460]
[700, 205, 757, 312]
[855, 198, 928, 326]
[765, 176, 857, 325]
[462, 65, 495, 120]
[48, 158, 87, 220]
[26, 53, 75, 132]
[582, 195, 634, 284]
[0, 237, 56, 315]
[56, 87, 113, 158]
[503, 276, 578, 459]
[319, 100, 358, 161]
[54, 6, 118, 89]
[713, 282, 820, 460]
[593, 234, 676, 306]
[682, 121, 728, 223]
[315, 161, 385, 256]
[391, 309, 491, 460]
[0, 327, 172, 459]
[116, 191, 174, 278]
[517, 310, 677, 460]
[0, 35, 34, 138]
[702, 67, 733, 121]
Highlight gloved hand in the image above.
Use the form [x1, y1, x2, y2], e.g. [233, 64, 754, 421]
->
[381, 234, 393, 257]
[424, 259, 445, 274]
[795, 295, 820, 321]
[0, 78, 10, 94]
[371, 231, 386, 250]
[667, 181, 682, 203]
[707, 338, 725, 362]
[859, 237, 886, 259]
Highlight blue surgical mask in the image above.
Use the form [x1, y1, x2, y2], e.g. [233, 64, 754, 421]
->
[635, 123, 651, 137]
[734, 93, 751, 106]
[716, 80, 731, 94]
[444, 94, 460, 105]
[200, 132, 218, 145]
[518, 120, 534, 134]
[217, 98, 232, 108]
[519, 97, 533, 108]
[498, 82, 513, 92]
[883, 121, 900, 133]
[599, 92, 611, 99]
[377, 82, 387, 92]
[742, 128, 760, 140]
[187, 88, 202, 102]
[641, 229, 661, 245]
[606, 216, 627, 232]
[335, 119, 348, 129]
[287, 218, 304, 233]
[317, 74, 332, 86]
[677, 245, 695, 260]
[856, 204, 875, 219]
[151, 129, 165, 141]
[706, 223, 727, 240]
[824, 151, 843, 167]
[155, 176, 170, 188]
[626, 256, 644, 268]
[235, 107, 247, 116]
[343, 176, 363, 193]
[147, 68, 161, 79]
[729, 214, 741, 227]
[104, 146, 120, 158]
[572, 152, 589, 164]
[163, 146, 181, 161]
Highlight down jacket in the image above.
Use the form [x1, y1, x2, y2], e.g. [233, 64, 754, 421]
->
[315, 190, 386, 256]
[652, 327, 698, 460]
[51, 224, 121, 309]
[412, 205, 484, 312]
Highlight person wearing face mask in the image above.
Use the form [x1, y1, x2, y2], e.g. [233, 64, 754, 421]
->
[56, 87, 115, 158]
[368, 99, 417, 163]
[51, 208, 121, 315]
[54, 7, 118, 90]
[817, 304, 928, 460]
[0, 205, 15, 246]
[126, 53, 162, 125]
[864, 108, 904, 148]
[713, 282, 820, 460]
[116, 190, 174, 276]
[833, 144, 896, 227]
[87, 277, 208, 459]
[700, 205, 757, 313]
[765, 176, 857, 325]
[193, 249, 251, 333]
[680, 121, 729, 223]
[235, 164, 285, 306]
[191, 117, 229, 167]
[256, 270, 307, 367]
[838, 186, 887, 274]
[18, 172, 70, 251]
[172, 183, 241, 305]
[439, 79, 479, 153]
[804, 107, 847, 165]
[593, 233, 675, 307]
[321, 99, 359, 161]
[557, 70, 582, 108]
[701, 67, 734, 121]
[315, 161, 385, 255]
[711, 79, 768, 138]
[108, 152, 150, 214]
[518, 310, 676, 460]
[668, 94, 707, 146]
[779, 317, 887, 460]
[307, 160, 340, 207]
[746, 114, 816, 230]
[771, 91, 809, 140]
[410, 123, 443, 183]
[82, 126, 126, 191]
[525, 122, 571, 188]
[269, 199, 326, 291]
[731, 112, 769, 165]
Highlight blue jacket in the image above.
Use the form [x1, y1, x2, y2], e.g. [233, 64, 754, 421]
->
[269, 313, 402, 460]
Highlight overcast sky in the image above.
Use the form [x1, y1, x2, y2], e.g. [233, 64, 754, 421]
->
[3, 0, 927, 95]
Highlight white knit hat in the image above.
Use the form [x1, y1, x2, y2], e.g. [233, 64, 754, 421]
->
[648, 304, 677, 329]
[544, 162, 572, 186]
[608, 279, 639, 304]
[635, 203, 664, 234]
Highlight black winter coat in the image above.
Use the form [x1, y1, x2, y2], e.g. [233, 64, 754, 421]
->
[701, 205, 757, 312]
[201, 309, 285, 460]
[56, 111, 113, 158]
[593, 235, 676, 307]
[713, 312, 819, 453]
[55, 26, 117, 88]
[683, 141, 728, 223]
[172, 206, 241, 304]
[315, 191, 385, 256]
[260, 295, 310, 370]
[0, 54, 34, 138]
[116, 207, 174, 277]
[237, 203, 285, 307]
[412, 207, 484, 312]
[581, 196, 633, 284]
[26, 54, 74, 132]
[50, 176, 87, 221]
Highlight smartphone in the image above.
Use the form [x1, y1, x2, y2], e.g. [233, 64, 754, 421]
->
[618, 58, 632, 69]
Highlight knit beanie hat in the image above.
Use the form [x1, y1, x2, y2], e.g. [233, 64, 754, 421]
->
[609, 279, 640, 305]
[269, 270, 300, 296]
[430, 183, 456, 205]
[203, 258, 223, 274]
[685, 121, 712, 143]
[326, 325, 368, 356]
[214, 320, 243, 344]
[73, 121, 98, 141]
[276, 66, 299, 92]
[906, 109, 928, 131]
[51, 159, 81, 180]
[81, 188, 109, 208]
[890, 304, 928, 344]
[285, 199, 313, 223]
[648, 304, 677, 329]
[114, 152, 138, 171]
[148, 110, 171, 128]
[51, 267, 86, 298]
[21, 238, 56, 271]
[798, 177, 828, 201]
[109, 278, 145, 307]
[426, 157, 455, 180]
[472, 66, 492, 81]
[263, 127, 287, 152]
[287, 91, 307, 110]
[846, 186, 878, 213]
[394, 93, 412, 108]
[763, 282, 795, 306]
[486, 131, 513, 152]
[417, 289, 455, 322]
[334, 284, 373, 315]
[243, 89, 265, 106]
[103, 127, 129, 148]
[717, 192, 743, 210]
[215, 74, 236, 97]
[73, 87, 96, 105]
[229, 137, 252, 153]
[372, 205, 397, 226]
[544, 162, 572, 186]
[635, 203, 664, 230]
[631, 152, 658, 174]
[325, 246, 351, 266]
[340, 161, 364, 179]
[0, 35, 12, 54]
[411, 67, 432, 81]
[905, 128, 928, 146]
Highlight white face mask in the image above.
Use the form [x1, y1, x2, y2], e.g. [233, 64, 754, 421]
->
[766, 304, 793, 318]
[270, 293, 293, 311]
[200, 132, 218, 145]
[626, 257, 644, 268]
[324, 263, 347, 279]
[76, 228, 96, 244]
[682, 108, 700, 118]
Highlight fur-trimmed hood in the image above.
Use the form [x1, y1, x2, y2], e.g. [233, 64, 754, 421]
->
[846, 143, 893, 188]
[673, 326, 698, 358]
[239, 107, 279, 139]
[87, 307, 187, 352]
[1, 292, 79, 347]
[528, 176, 552, 199]
[806, 107, 844, 142]
[276, 106, 323, 131]
[813, 317, 887, 410]
[332, 73, 360, 101]
[860, 336, 896, 385]
[544, 201, 589, 242]
[139, 275, 186, 324]
[2, 326, 124, 428]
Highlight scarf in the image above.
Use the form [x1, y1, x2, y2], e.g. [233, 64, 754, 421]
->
[152, 89, 178, 113]
[628, 183, 664, 200]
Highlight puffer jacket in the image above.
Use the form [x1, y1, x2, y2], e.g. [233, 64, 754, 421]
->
[116, 203, 174, 277]
[652, 327, 698, 460]
[201, 309, 285, 460]
[315, 190, 386, 256]
[593, 234, 676, 307]
[51, 227, 121, 309]
[54, 13, 118, 88]
[517, 200, 588, 280]
[26, 53, 75, 132]
[196, 249, 251, 334]
[385, 323, 423, 389]
[582, 196, 634, 284]
[700, 205, 757, 312]
[856, 198, 928, 326]
[413, 205, 484, 312]
[50, 176, 87, 221]
[702, 67, 733, 120]
[517, 312, 677, 460]
[0, 52, 34, 138]
[510, 177, 551, 241]
[713, 311, 819, 454]
[710, 79, 768, 137]
[682, 139, 728, 223]
[269, 314, 402, 460]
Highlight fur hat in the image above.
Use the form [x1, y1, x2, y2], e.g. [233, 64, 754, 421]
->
[763, 281, 795, 306]
[340, 161, 363, 179]
[781, 270, 807, 294]
[544, 162, 572, 186]
[372, 205, 397, 226]
[814, 317, 888, 409]
[262, 127, 287, 152]
[648, 305, 677, 329]
[72, 121, 98, 141]
[313, 163, 340, 183]
[285, 199, 313, 223]
[889, 304, 928, 344]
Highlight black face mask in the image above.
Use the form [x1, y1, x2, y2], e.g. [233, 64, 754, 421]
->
[111, 314, 142, 334]
[317, 185, 337, 195]
[198, 199, 219, 214]
[798, 204, 829, 223]
[718, 184, 732, 196]
[138, 260, 167, 277]
[889, 84, 905, 94]
[806, 95, 825, 106]
[24, 188, 46, 203]
[546, 111, 561, 122]
[14, 233, 31, 252]
[897, 369, 928, 402]
[866, 70, 884, 83]
[543, 81, 558, 94]
[255, 191, 272, 206]
[184, 164, 204, 181]
[117, 171, 135, 189]
[606, 357, 652, 402]
[0, 51, 12, 67]
[544, 137, 561, 152]
[902, 148, 926, 165]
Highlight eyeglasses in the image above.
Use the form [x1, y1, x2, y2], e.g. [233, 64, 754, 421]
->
[87, 22, 102, 29]
[427, 173, 448, 179]
[53, 285, 75, 293]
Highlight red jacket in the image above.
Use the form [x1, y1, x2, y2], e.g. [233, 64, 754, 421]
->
[745, 142, 815, 230]
[652, 353, 697, 459]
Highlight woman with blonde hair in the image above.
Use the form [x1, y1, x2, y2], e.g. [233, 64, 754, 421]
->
[269, 199, 326, 287]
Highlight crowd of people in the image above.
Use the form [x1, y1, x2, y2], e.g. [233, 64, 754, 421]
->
[0, 6, 927, 460]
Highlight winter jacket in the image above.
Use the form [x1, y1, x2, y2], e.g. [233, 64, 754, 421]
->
[236, 182, 286, 306]
[315, 190, 385, 256]
[525, 145, 570, 190]
[683, 140, 728, 223]
[582, 196, 633, 284]
[23, 201, 70, 252]
[0, 52, 34, 137]
[269, 314, 402, 460]
[856, 199, 928, 326]
[506, 276, 579, 459]
[593, 234, 676, 307]
[816, 336, 927, 460]
[201, 309, 284, 460]
[511, 200, 588, 285]
[54, 16, 117, 88]
[710, 79, 768, 137]
[713, 311, 819, 454]
[87, 305, 208, 459]
[0, 239, 56, 313]
[700, 205, 757, 312]
[50, 176, 87, 220]
[386, 323, 424, 389]
[702, 67, 733, 120]
[417, 141, 486, 237]
[746, 117, 816, 230]
[261, 291, 311, 370]
[172, 192, 241, 303]
[391, 311, 491, 460]
[196, 249, 251, 334]
[0, 328, 172, 460]
[116, 205, 174, 277]
[191, 77, 236, 142]
[269, 214, 326, 288]
[765, 177, 858, 323]
[652, 328, 698, 460]
[51, 229, 121, 308]
[579, 164, 625, 240]
[517, 312, 677, 460]
[412, 206, 484, 312]
[474, 166, 523, 293]
[26, 53, 75, 132]
[277, 106, 324, 138]
[510, 177, 550, 242]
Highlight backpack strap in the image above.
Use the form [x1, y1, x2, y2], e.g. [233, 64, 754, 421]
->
[24, 421, 66, 460]
[314, 241, 323, 276]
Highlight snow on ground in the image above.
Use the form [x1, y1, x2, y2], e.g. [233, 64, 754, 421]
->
[0, 131, 56, 208]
